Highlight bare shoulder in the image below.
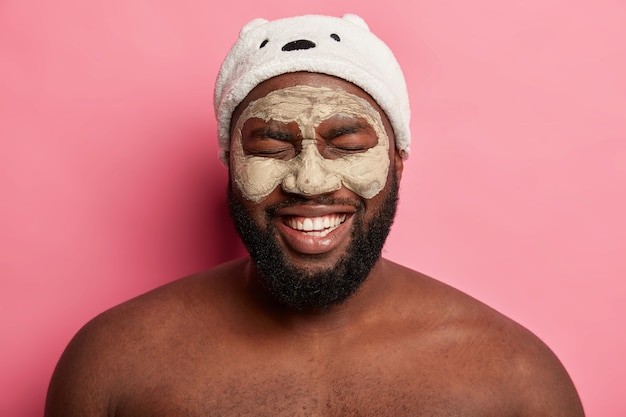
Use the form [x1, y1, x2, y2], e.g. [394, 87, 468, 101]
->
[384, 260, 585, 416]
[44, 258, 247, 417]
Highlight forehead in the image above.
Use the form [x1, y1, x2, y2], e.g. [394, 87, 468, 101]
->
[240, 86, 384, 129]
[230, 72, 393, 134]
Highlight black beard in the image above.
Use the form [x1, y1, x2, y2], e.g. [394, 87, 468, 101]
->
[227, 172, 399, 311]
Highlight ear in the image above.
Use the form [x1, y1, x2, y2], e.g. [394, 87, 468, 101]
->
[394, 149, 404, 183]
[341, 14, 370, 31]
[239, 18, 269, 37]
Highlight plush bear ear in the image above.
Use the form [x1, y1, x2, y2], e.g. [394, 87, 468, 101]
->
[239, 18, 269, 37]
[341, 14, 370, 31]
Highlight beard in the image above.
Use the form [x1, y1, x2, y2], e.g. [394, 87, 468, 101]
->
[227, 171, 399, 311]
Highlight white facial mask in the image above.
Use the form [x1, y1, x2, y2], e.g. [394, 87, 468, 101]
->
[231, 85, 390, 202]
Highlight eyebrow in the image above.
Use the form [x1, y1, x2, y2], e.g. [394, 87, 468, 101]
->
[324, 120, 371, 138]
[250, 127, 296, 142]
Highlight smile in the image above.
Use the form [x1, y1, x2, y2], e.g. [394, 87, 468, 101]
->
[285, 214, 347, 237]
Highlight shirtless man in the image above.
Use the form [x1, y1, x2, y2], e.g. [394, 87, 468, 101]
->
[45, 14, 585, 416]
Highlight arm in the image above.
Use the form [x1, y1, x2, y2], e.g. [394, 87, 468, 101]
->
[494, 323, 586, 417]
[45, 318, 116, 417]
[515, 347, 585, 416]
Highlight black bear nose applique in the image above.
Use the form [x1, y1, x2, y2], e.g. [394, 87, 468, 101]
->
[282, 39, 316, 51]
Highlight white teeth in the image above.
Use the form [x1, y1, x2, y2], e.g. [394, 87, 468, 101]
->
[287, 214, 347, 234]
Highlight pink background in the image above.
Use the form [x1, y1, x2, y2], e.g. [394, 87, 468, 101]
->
[1, 1, 624, 415]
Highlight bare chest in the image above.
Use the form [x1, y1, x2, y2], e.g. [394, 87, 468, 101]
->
[113, 354, 509, 417]
[110, 298, 516, 417]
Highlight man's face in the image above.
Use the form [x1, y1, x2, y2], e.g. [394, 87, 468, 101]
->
[228, 72, 403, 310]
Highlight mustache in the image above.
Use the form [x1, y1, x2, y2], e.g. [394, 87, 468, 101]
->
[265, 195, 364, 215]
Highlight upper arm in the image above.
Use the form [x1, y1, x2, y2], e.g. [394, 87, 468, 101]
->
[520, 358, 585, 416]
[45, 318, 117, 417]
[506, 333, 585, 416]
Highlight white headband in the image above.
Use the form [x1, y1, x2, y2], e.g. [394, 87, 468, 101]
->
[213, 14, 411, 163]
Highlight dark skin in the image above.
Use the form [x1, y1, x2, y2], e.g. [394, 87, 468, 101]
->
[45, 73, 585, 416]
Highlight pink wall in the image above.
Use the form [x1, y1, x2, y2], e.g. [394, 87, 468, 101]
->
[1, 1, 624, 415]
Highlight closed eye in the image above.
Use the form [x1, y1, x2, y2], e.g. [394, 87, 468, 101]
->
[325, 126, 363, 139]
[321, 122, 378, 155]
[243, 128, 298, 158]
[256, 128, 295, 142]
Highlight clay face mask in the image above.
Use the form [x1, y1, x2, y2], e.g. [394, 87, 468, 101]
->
[231, 85, 390, 202]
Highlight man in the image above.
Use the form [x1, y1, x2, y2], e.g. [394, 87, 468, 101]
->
[45, 14, 585, 416]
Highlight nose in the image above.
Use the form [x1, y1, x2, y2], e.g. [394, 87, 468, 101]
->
[281, 143, 341, 196]
[282, 39, 316, 51]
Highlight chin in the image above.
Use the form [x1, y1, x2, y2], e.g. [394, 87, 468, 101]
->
[226, 171, 399, 311]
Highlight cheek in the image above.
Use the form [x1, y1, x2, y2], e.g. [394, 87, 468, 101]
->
[328, 144, 390, 199]
[230, 122, 290, 203]
[232, 155, 290, 203]
[231, 142, 391, 202]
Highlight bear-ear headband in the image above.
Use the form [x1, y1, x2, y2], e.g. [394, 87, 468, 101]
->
[213, 14, 411, 164]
